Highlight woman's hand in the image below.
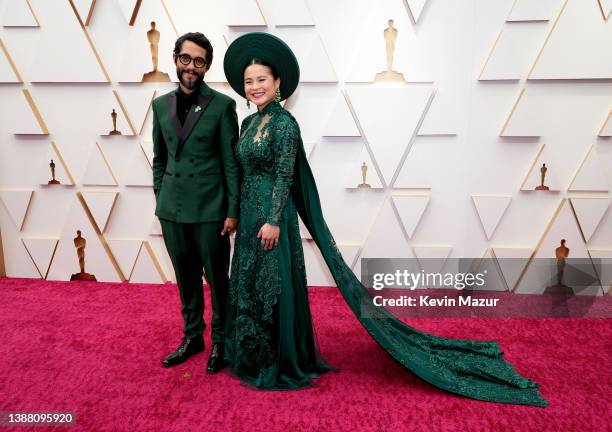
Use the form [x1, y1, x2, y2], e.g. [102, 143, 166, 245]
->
[257, 223, 280, 250]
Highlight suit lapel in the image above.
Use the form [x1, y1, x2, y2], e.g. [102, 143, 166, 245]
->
[167, 94, 182, 143]
[176, 84, 213, 156]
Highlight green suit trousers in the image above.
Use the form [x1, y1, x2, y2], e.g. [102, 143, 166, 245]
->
[159, 218, 229, 343]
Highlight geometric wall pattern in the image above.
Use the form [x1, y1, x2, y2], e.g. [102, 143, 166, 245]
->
[1, 0, 611, 294]
[471, 195, 512, 240]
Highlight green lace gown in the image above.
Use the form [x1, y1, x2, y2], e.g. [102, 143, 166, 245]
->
[224, 101, 547, 406]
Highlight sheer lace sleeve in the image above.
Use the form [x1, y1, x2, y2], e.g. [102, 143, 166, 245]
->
[267, 115, 299, 226]
[240, 113, 257, 139]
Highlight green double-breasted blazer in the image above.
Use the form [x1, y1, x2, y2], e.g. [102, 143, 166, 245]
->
[152, 83, 240, 223]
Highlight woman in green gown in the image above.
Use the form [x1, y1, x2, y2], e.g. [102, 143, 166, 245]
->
[222, 33, 547, 407]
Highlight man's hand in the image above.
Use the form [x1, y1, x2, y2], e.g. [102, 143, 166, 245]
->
[257, 223, 280, 250]
[221, 218, 238, 235]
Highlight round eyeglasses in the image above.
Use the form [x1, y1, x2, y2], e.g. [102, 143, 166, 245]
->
[178, 53, 207, 68]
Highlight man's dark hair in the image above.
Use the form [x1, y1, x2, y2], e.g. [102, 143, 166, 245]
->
[174, 32, 213, 67]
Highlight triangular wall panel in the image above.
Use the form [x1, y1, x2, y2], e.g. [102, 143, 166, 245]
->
[321, 92, 360, 137]
[501, 89, 541, 137]
[72, 0, 96, 26]
[123, 144, 153, 186]
[569, 198, 610, 242]
[40, 142, 76, 186]
[417, 89, 458, 136]
[491, 247, 533, 291]
[0, 39, 23, 82]
[140, 141, 154, 167]
[0, 189, 34, 230]
[116, 0, 141, 25]
[412, 245, 452, 275]
[393, 140, 432, 189]
[1, 0, 39, 27]
[261, 0, 314, 26]
[520, 144, 561, 191]
[80, 191, 118, 233]
[406, 0, 428, 23]
[471, 195, 512, 240]
[390, 195, 430, 239]
[225, 0, 267, 26]
[479, 23, 548, 81]
[338, 244, 361, 270]
[107, 238, 142, 281]
[598, 0, 612, 20]
[150, 216, 163, 236]
[114, 87, 156, 135]
[346, 85, 433, 185]
[529, 0, 612, 79]
[28, 0, 108, 82]
[568, 145, 609, 192]
[358, 198, 415, 259]
[507, 0, 562, 22]
[11, 90, 49, 134]
[22, 237, 58, 278]
[516, 199, 595, 294]
[599, 110, 612, 136]
[82, 143, 118, 186]
[130, 240, 166, 283]
[46, 195, 122, 282]
[588, 249, 611, 294]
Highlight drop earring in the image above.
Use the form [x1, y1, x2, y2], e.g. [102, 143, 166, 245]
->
[275, 88, 281, 103]
[246, 98, 250, 109]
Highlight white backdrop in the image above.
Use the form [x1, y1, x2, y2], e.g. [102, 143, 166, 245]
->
[0, 0, 611, 293]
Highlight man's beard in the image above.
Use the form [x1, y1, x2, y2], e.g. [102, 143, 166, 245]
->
[176, 68, 204, 90]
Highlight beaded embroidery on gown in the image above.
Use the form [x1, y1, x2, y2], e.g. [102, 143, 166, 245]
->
[224, 101, 333, 389]
[224, 101, 547, 406]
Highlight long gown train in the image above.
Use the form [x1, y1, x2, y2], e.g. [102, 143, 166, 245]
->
[225, 101, 547, 407]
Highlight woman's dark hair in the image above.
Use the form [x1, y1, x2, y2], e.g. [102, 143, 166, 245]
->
[174, 32, 213, 67]
[243, 58, 279, 79]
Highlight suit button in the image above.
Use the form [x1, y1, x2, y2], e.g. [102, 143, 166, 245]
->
[175, 173, 181, 178]
[189, 173, 194, 178]
[176, 158, 181, 162]
[189, 158, 194, 163]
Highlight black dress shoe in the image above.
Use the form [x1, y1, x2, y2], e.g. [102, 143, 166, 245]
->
[206, 343, 228, 374]
[161, 336, 204, 367]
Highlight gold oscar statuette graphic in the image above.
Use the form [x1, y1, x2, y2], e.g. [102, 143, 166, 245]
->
[544, 239, 574, 315]
[375, 19, 405, 82]
[109, 109, 122, 135]
[70, 230, 97, 281]
[142, 21, 170, 82]
[555, 239, 569, 287]
[535, 163, 550, 191]
[358, 162, 371, 188]
[48, 159, 60, 184]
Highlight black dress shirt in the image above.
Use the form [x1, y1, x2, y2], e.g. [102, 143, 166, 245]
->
[175, 86, 200, 126]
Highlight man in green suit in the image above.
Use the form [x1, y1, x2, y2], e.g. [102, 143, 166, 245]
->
[152, 32, 239, 373]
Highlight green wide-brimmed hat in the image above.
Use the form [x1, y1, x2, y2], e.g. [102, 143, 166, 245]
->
[223, 32, 299, 102]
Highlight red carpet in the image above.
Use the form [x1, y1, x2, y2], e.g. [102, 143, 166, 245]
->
[0, 277, 609, 431]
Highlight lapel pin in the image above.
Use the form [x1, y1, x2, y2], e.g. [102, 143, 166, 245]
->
[195, 105, 201, 112]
